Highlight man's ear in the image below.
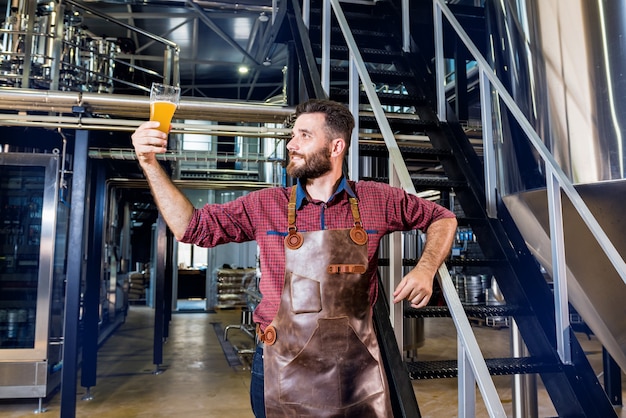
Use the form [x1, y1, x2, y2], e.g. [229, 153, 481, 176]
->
[330, 137, 346, 157]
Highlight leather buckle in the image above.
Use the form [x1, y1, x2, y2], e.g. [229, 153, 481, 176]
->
[256, 324, 277, 346]
[327, 264, 367, 274]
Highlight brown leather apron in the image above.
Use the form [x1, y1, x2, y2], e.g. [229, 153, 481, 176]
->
[261, 187, 393, 417]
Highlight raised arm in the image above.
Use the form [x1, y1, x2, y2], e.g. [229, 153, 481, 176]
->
[131, 121, 194, 240]
[393, 216, 457, 308]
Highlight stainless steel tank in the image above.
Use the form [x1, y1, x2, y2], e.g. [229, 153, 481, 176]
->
[486, 0, 626, 370]
[0, 0, 119, 91]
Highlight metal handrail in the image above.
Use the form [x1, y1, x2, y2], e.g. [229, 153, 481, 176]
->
[325, 0, 506, 416]
[433, 0, 626, 366]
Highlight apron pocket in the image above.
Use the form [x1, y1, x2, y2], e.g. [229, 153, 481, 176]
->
[278, 317, 384, 409]
[290, 273, 322, 314]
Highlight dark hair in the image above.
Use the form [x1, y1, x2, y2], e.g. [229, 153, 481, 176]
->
[294, 99, 355, 148]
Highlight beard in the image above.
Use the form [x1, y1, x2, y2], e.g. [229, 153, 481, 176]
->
[286, 146, 332, 179]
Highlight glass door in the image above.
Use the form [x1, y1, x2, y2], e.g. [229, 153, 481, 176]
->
[0, 154, 58, 360]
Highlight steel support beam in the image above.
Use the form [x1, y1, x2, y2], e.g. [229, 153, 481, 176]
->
[80, 162, 106, 393]
[60, 130, 89, 418]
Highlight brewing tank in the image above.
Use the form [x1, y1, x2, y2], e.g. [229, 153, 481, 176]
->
[0, 0, 119, 91]
[486, 0, 626, 370]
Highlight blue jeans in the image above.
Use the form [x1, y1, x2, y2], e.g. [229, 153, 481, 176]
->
[250, 344, 265, 418]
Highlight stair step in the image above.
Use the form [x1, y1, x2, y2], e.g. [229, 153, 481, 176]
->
[406, 357, 562, 380]
[312, 43, 403, 64]
[411, 178, 467, 190]
[330, 88, 428, 107]
[359, 143, 450, 159]
[310, 4, 378, 15]
[404, 304, 527, 319]
[358, 115, 435, 132]
[309, 5, 391, 28]
[446, 258, 506, 268]
[310, 25, 396, 42]
[368, 176, 465, 190]
[329, 65, 414, 83]
[393, 256, 505, 269]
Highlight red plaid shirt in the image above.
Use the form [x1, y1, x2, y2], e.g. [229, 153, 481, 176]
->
[181, 178, 455, 330]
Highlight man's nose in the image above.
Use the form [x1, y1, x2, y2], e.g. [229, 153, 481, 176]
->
[287, 137, 298, 151]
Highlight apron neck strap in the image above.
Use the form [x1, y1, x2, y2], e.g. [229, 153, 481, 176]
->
[285, 186, 304, 249]
[287, 185, 367, 247]
[288, 186, 297, 231]
[348, 197, 362, 228]
[348, 197, 368, 245]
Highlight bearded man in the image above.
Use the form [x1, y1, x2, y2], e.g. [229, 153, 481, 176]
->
[131, 98, 457, 417]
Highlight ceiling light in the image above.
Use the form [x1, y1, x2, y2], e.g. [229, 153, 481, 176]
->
[238, 65, 249, 74]
[258, 12, 269, 22]
[263, 58, 271, 66]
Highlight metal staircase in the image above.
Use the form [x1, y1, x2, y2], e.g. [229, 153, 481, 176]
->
[284, 0, 619, 416]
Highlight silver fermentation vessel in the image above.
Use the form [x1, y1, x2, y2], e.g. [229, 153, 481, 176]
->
[487, 0, 626, 370]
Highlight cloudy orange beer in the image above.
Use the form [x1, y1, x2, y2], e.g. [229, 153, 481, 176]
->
[150, 101, 177, 133]
[149, 83, 180, 133]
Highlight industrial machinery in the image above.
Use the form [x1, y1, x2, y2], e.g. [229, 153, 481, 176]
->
[0, 0, 129, 92]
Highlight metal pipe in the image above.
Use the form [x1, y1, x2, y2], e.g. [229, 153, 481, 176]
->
[433, 2, 446, 120]
[88, 148, 281, 163]
[348, 56, 359, 180]
[20, 0, 36, 89]
[321, 0, 331, 95]
[0, 88, 451, 125]
[511, 319, 538, 418]
[0, 89, 453, 144]
[0, 88, 294, 122]
[106, 177, 275, 191]
[402, 0, 410, 52]
[480, 70, 497, 217]
[0, 111, 290, 132]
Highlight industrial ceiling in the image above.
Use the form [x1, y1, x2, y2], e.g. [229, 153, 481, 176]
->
[1, 0, 290, 102]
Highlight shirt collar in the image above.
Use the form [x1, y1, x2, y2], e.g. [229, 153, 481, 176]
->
[295, 176, 356, 209]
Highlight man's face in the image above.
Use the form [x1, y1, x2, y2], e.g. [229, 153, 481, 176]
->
[286, 113, 332, 179]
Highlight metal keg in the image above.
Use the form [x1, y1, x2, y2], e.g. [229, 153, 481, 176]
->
[464, 275, 484, 305]
[453, 273, 465, 304]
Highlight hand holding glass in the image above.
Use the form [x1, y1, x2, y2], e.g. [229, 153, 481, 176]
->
[150, 83, 180, 133]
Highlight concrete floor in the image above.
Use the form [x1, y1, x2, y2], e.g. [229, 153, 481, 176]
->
[0, 305, 624, 417]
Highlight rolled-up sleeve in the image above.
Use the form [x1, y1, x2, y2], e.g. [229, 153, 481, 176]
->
[355, 181, 456, 234]
[180, 196, 255, 247]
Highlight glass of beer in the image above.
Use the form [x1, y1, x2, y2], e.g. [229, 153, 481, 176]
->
[149, 82, 180, 133]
